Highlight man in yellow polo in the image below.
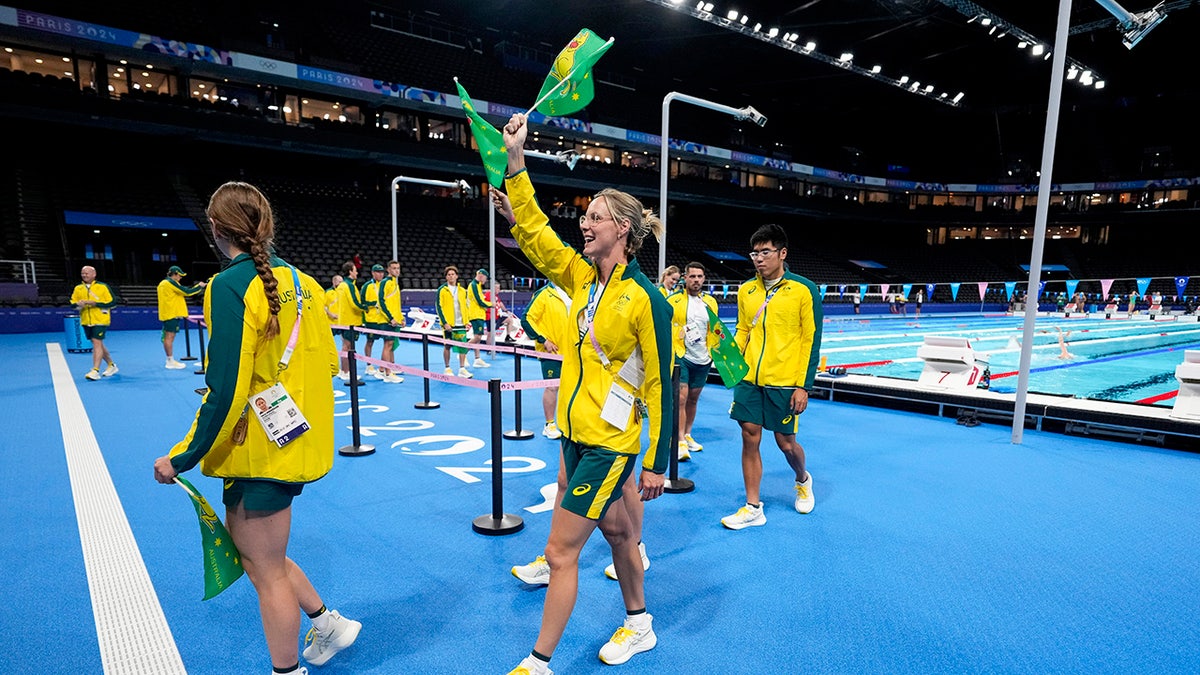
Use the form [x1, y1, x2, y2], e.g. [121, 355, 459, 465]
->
[157, 265, 206, 369]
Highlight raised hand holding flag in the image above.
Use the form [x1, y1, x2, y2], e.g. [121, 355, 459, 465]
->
[530, 28, 615, 117]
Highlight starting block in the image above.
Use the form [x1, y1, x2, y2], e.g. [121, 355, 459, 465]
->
[916, 336, 988, 390]
[1170, 350, 1200, 420]
[1149, 303, 1163, 317]
[1063, 302, 1079, 318]
[1103, 303, 1123, 319]
[403, 309, 441, 335]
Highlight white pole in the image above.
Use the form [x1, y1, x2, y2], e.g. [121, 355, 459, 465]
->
[659, 92, 764, 278]
[390, 175, 468, 286]
[1012, 0, 1073, 444]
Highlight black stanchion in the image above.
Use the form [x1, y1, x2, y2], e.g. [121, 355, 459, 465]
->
[503, 350, 534, 440]
[414, 333, 440, 410]
[194, 320, 207, 375]
[472, 378, 524, 535]
[664, 363, 694, 494]
[343, 328, 366, 387]
[338, 333, 375, 457]
[180, 316, 197, 361]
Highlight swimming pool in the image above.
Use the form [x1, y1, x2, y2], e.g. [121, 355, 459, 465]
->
[815, 313, 1200, 406]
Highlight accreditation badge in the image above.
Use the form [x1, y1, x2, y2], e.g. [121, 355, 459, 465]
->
[249, 382, 310, 448]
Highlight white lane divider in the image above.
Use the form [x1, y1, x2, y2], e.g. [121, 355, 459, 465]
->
[47, 343, 186, 674]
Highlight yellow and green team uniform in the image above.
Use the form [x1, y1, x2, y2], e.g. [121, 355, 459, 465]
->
[157, 276, 205, 334]
[378, 275, 404, 347]
[70, 281, 118, 339]
[436, 282, 471, 352]
[465, 279, 493, 335]
[167, 253, 339, 485]
[506, 168, 673, 517]
[731, 271, 823, 433]
[521, 283, 572, 380]
[667, 289, 720, 388]
[361, 277, 390, 341]
[334, 278, 369, 341]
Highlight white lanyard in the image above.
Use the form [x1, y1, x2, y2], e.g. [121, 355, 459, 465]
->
[276, 266, 303, 378]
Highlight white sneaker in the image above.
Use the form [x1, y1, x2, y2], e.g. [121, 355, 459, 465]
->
[473, 358, 490, 368]
[383, 373, 404, 383]
[84, 368, 101, 381]
[721, 503, 766, 530]
[458, 367, 473, 378]
[102, 363, 118, 377]
[372, 369, 387, 380]
[677, 441, 691, 462]
[511, 554, 550, 585]
[541, 421, 562, 439]
[795, 472, 815, 514]
[507, 655, 553, 675]
[166, 359, 186, 370]
[604, 541, 650, 581]
[302, 609, 361, 666]
[365, 365, 377, 376]
[336, 370, 349, 381]
[684, 434, 703, 451]
[444, 367, 454, 376]
[598, 614, 657, 665]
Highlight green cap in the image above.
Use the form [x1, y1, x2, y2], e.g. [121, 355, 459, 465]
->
[168, 265, 186, 276]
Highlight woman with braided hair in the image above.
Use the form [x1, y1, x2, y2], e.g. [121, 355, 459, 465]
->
[154, 182, 360, 674]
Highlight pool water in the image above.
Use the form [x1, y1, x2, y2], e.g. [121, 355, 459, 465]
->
[815, 314, 1200, 406]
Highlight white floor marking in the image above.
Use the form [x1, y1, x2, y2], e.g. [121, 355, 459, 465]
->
[47, 343, 186, 674]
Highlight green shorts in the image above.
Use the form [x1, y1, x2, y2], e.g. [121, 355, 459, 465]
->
[559, 439, 637, 520]
[680, 357, 711, 390]
[363, 322, 390, 342]
[539, 357, 561, 380]
[161, 318, 182, 335]
[340, 327, 360, 342]
[445, 328, 468, 355]
[221, 478, 303, 512]
[730, 381, 800, 435]
[470, 319, 487, 336]
[83, 325, 107, 340]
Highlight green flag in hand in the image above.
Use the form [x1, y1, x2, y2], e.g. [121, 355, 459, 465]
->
[534, 28, 614, 117]
[176, 476, 243, 600]
[706, 306, 748, 388]
[455, 79, 507, 187]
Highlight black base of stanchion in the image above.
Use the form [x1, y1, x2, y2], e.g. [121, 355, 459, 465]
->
[194, 368, 205, 375]
[180, 356, 197, 361]
[414, 401, 441, 409]
[664, 477, 695, 494]
[503, 429, 534, 440]
[472, 513, 524, 535]
[343, 379, 367, 387]
[338, 443, 376, 457]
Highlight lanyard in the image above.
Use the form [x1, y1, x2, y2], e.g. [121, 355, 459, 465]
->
[751, 279, 784, 328]
[582, 281, 611, 367]
[276, 266, 303, 378]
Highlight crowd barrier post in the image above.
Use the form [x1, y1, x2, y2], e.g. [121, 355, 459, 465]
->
[194, 320, 207, 375]
[180, 315, 197, 361]
[338, 330, 376, 457]
[414, 333, 440, 410]
[664, 362, 694, 494]
[503, 350, 534, 440]
[343, 327, 366, 387]
[472, 378, 524, 535]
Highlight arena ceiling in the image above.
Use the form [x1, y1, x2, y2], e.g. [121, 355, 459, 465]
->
[383, 0, 1199, 181]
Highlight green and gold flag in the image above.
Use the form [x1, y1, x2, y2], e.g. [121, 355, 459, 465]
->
[534, 29, 614, 117]
[706, 306, 748, 388]
[455, 79, 507, 187]
[176, 476, 243, 600]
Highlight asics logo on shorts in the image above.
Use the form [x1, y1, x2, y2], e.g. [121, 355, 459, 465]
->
[572, 484, 592, 496]
[782, 414, 794, 425]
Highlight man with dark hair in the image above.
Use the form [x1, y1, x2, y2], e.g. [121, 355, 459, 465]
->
[436, 265, 472, 377]
[722, 224, 824, 530]
[361, 264, 389, 378]
[667, 261, 719, 461]
[334, 261, 370, 380]
[377, 260, 405, 383]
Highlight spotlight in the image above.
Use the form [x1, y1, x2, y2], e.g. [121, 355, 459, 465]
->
[1094, 80, 1106, 89]
[838, 52, 853, 63]
[1017, 40, 1028, 49]
[1067, 66, 1079, 80]
[1031, 44, 1044, 56]
[753, 22, 761, 31]
[967, 14, 980, 23]
[980, 17, 992, 26]
[899, 75, 909, 84]
[803, 40, 816, 51]
[871, 65, 882, 74]
[740, 15, 748, 24]
[768, 27, 779, 37]
[727, 10, 738, 20]
[952, 92, 965, 104]
[924, 84, 934, 93]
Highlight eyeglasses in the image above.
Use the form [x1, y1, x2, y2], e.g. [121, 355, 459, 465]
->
[748, 248, 779, 260]
[579, 213, 613, 226]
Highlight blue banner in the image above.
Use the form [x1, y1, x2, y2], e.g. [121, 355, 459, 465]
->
[901, 284, 912, 299]
[1136, 277, 1151, 297]
[1176, 276, 1190, 299]
[949, 283, 961, 301]
[64, 211, 197, 231]
[1004, 281, 1017, 299]
[818, 284, 827, 298]
[1064, 279, 1079, 297]
[926, 283, 936, 297]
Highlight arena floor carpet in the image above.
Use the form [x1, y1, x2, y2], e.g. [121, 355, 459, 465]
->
[3, 329, 1198, 674]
